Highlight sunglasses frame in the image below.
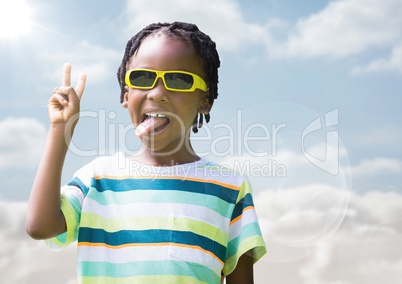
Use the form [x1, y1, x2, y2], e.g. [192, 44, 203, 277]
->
[125, 68, 208, 92]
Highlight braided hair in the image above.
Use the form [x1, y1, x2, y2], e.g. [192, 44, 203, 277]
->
[117, 21, 220, 133]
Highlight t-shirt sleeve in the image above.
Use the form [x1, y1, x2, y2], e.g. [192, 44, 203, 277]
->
[45, 162, 93, 250]
[223, 179, 267, 276]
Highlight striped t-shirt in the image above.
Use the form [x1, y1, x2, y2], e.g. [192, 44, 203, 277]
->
[47, 153, 266, 283]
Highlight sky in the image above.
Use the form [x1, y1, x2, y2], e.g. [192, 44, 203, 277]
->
[0, 0, 401, 283]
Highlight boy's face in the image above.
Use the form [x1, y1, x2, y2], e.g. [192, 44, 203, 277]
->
[123, 35, 211, 156]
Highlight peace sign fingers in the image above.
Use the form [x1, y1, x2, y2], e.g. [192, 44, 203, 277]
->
[47, 63, 87, 125]
[61, 63, 87, 99]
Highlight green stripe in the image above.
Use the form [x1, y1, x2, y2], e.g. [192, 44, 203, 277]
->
[47, 194, 81, 248]
[80, 213, 173, 232]
[227, 222, 263, 259]
[236, 180, 252, 203]
[60, 194, 79, 246]
[224, 236, 267, 276]
[173, 217, 228, 246]
[79, 260, 220, 283]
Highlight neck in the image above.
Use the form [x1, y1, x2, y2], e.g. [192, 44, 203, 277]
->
[136, 143, 200, 167]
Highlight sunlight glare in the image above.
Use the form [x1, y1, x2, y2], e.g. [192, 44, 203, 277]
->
[0, 0, 33, 38]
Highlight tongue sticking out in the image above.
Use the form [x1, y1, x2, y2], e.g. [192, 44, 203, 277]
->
[135, 116, 170, 137]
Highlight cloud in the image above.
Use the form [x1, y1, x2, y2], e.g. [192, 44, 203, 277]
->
[122, 0, 268, 52]
[122, 0, 402, 58]
[253, 186, 402, 284]
[216, 143, 351, 196]
[0, 200, 77, 284]
[351, 41, 402, 74]
[217, 148, 401, 282]
[40, 40, 121, 85]
[0, 117, 46, 170]
[346, 157, 402, 193]
[121, 0, 402, 76]
[350, 157, 402, 176]
[269, 0, 402, 59]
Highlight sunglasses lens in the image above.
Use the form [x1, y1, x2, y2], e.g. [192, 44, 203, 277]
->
[129, 70, 157, 87]
[165, 73, 194, 90]
[127, 69, 200, 91]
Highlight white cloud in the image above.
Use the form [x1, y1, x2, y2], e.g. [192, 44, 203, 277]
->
[0, 200, 77, 284]
[41, 40, 121, 85]
[254, 186, 402, 284]
[351, 41, 402, 74]
[269, 0, 402, 59]
[217, 147, 401, 282]
[123, 0, 268, 52]
[123, 0, 400, 58]
[121, 0, 402, 76]
[217, 144, 351, 195]
[0, 117, 46, 170]
[350, 157, 402, 176]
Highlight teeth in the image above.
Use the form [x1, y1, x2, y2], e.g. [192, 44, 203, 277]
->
[145, 113, 166, 118]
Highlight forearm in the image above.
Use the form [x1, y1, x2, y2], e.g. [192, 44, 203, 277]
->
[26, 124, 73, 239]
[226, 252, 254, 284]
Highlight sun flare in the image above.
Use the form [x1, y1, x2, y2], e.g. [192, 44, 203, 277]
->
[0, 0, 33, 38]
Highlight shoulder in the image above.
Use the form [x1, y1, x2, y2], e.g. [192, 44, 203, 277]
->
[194, 159, 249, 189]
[74, 152, 131, 177]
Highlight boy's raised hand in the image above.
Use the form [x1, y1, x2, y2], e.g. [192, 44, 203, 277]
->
[48, 63, 87, 126]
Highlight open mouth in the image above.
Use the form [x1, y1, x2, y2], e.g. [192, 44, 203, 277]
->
[137, 112, 171, 136]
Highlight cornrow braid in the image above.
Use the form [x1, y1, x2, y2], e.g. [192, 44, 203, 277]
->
[117, 21, 220, 133]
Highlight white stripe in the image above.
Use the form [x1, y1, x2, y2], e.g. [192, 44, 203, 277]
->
[61, 185, 84, 205]
[89, 153, 245, 188]
[83, 198, 230, 229]
[77, 245, 171, 263]
[77, 244, 223, 276]
[229, 208, 258, 240]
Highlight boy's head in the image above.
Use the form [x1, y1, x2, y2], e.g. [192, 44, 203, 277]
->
[117, 21, 220, 133]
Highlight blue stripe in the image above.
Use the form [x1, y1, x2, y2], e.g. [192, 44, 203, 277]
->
[231, 193, 254, 221]
[91, 178, 238, 204]
[78, 227, 226, 263]
[172, 230, 226, 263]
[67, 177, 90, 196]
[78, 228, 170, 245]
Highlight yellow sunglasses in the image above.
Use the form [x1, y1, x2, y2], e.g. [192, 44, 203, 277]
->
[125, 68, 208, 92]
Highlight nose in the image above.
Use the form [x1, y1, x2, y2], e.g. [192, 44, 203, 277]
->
[147, 78, 168, 102]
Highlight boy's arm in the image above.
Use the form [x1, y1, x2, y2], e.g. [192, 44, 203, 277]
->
[226, 252, 254, 284]
[26, 63, 86, 240]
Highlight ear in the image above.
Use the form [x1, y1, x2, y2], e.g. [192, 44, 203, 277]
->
[197, 93, 213, 114]
[122, 86, 129, 108]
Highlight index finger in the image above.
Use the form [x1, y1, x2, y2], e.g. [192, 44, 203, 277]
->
[62, 63, 71, 87]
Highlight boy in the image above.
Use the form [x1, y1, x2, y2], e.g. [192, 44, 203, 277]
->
[26, 22, 266, 283]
